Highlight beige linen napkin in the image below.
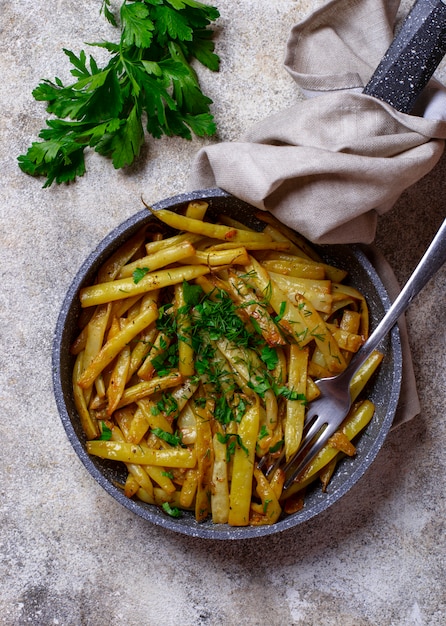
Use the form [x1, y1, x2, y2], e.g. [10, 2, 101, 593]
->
[189, 0, 446, 426]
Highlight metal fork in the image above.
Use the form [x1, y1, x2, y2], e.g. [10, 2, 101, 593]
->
[281, 217, 446, 491]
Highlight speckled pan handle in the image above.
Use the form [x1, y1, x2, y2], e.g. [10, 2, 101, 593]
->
[363, 0, 446, 112]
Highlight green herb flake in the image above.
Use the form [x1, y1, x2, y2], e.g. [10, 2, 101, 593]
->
[260, 345, 278, 371]
[248, 377, 270, 398]
[214, 396, 233, 425]
[98, 421, 113, 441]
[151, 343, 179, 376]
[274, 300, 287, 323]
[269, 439, 284, 454]
[258, 424, 269, 440]
[162, 501, 182, 518]
[234, 396, 247, 423]
[152, 427, 183, 447]
[132, 267, 150, 284]
[182, 279, 204, 308]
[263, 499, 272, 514]
[154, 393, 179, 417]
[216, 432, 249, 461]
[194, 396, 207, 408]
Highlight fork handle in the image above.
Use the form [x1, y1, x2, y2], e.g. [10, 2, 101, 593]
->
[347, 217, 446, 375]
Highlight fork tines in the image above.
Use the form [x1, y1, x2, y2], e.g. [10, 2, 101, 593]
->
[281, 416, 337, 490]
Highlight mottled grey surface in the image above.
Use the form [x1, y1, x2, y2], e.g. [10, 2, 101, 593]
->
[1, 1, 445, 625]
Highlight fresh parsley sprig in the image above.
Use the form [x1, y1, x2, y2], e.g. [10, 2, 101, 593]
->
[18, 0, 220, 187]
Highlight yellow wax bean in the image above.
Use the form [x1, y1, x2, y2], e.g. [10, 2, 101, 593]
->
[116, 371, 183, 408]
[281, 400, 375, 499]
[80, 264, 209, 307]
[250, 467, 282, 525]
[211, 433, 230, 524]
[116, 240, 195, 279]
[72, 352, 99, 440]
[285, 346, 308, 462]
[228, 401, 260, 526]
[78, 303, 158, 388]
[174, 283, 195, 377]
[86, 440, 196, 468]
[193, 399, 214, 522]
[152, 208, 273, 244]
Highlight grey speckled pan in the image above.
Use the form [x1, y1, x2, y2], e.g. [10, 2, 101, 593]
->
[52, 188, 402, 540]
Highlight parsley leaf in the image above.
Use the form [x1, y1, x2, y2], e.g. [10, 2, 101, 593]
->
[214, 395, 233, 425]
[121, 2, 155, 48]
[151, 393, 179, 417]
[100, 0, 117, 27]
[18, 0, 220, 186]
[162, 501, 182, 518]
[234, 396, 247, 423]
[269, 439, 284, 454]
[152, 427, 183, 447]
[258, 424, 269, 440]
[273, 385, 307, 403]
[260, 345, 279, 371]
[151, 342, 179, 376]
[132, 267, 150, 284]
[248, 374, 307, 403]
[182, 280, 204, 308]
[98, 421, 113, 441]
[216, 432, 249, 462]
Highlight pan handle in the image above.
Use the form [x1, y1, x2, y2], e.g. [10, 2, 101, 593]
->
[363, 0, 446, 113]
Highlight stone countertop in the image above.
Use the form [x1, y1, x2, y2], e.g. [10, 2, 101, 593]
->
[1, 1, 445, 624]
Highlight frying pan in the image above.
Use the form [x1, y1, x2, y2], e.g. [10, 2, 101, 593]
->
[52, 0, 446, 538]
[53, 191, 403, 539]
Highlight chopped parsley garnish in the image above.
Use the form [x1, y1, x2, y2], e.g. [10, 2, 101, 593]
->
[162, 502, 182, 518]
[234, 396, 248, 423]
[248, 377, 271, 398]
[98, 421, 113, 441]
[258, 425, 269, 440]
[274, 300, 287, 323]
[151, 428, 183, 447]
[216, 433, 249, 461]
[191, 288, 259, 348]
[151, 393, 178, 418]
[273, 385, 306, 403]
[260, 345, 279, 371]
[193, 396, 207, 409]
[126, 281, 305, 438]
[182, 279, 204, 308]
[194, 343, 216, 377]
[151, 343, 179, 376]
[156, 303, 177, 337]
[132, 267, 150, 284]
[263, 499, 272, 514]
[214, 395, 234, 425]
[269, 439, 284, 454]
[248, 374, 307, 403]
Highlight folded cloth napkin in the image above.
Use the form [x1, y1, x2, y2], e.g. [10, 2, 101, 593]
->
[190, 0, 446, 244]
[189, 0, 446, 426]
